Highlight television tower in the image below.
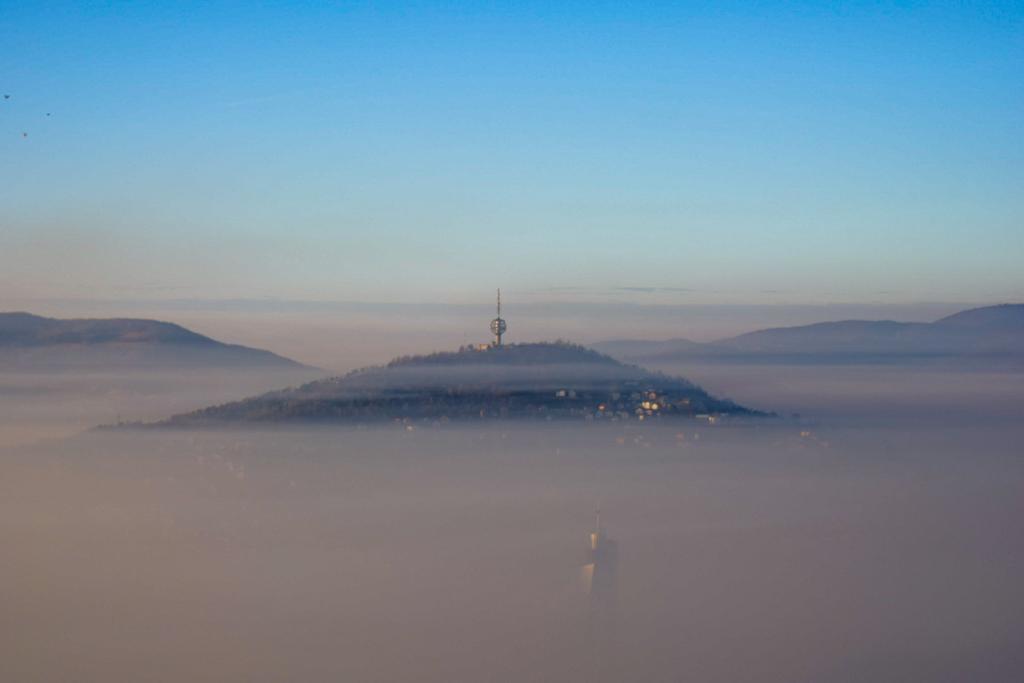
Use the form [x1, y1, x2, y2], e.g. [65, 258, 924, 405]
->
[490, 288, 507, 346]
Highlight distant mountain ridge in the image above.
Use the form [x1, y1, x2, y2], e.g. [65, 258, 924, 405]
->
[0, 312, 308, 370]
[934, 304, 1024, 331]
[594, 304, 1024, 363]
[0, 312, 222, 346]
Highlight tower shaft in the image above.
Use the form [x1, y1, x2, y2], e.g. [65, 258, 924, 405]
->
[490, 288, 507, 347]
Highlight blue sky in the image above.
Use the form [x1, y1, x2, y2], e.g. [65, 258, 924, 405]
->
[2, 1, 1022, 306]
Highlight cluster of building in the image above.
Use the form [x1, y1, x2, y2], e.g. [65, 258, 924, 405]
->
[550, 388, 707, 422]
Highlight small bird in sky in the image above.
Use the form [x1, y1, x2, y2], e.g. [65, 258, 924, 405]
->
[3, 94, 10, 100]
[21, 131, 28, 138]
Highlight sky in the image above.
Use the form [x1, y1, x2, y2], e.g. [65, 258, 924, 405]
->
[2, 1, 1022, 308]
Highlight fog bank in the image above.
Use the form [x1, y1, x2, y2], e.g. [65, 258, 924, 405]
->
[3, 416, 1023, 682]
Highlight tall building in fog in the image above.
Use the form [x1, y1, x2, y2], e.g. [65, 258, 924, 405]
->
[582, 511, 619, 679]
[582, 511, 618, 613]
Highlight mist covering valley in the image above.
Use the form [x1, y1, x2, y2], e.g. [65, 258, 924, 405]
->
[3, 330, 1023, 681]
[7, 1, 1022, 679]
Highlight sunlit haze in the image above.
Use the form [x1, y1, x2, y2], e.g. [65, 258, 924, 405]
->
[2, 3, 1023, 682]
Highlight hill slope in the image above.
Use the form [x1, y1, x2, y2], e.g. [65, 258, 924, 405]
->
[0, 312, 308, 370]
[934, 304, 1024, 331]
[153, 342, 761, 426]
[594, 304, 1024, 362]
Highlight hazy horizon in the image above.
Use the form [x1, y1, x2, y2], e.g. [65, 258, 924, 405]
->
[0, 296, 1003, 371]
[3, 2, 1023, 680]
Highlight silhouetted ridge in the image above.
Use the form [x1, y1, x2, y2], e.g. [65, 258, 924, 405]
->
[0, 312, 218, 346]
[0, 312, 309, 369]
[387, 341, 619, 368]
[934, 304, 1024, 330]
[594, 304, 1024, 362]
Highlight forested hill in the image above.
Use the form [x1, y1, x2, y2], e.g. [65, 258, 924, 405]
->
[151, 342, 762, 426]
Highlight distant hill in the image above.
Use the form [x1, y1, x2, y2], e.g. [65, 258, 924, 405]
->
[0, 312, 309, 370]
[145, 342, 762, 426]
[933, 304, 1024, 331]
[594, 304, 1024, 363]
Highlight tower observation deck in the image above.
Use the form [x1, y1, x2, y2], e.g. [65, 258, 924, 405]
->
[490, 289, 507, 347]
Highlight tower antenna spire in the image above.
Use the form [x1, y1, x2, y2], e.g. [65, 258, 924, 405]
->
[489, 289, 507, 347]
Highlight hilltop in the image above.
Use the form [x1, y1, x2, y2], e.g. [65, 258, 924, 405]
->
[0, 312, 310, 370]
[152, 342, 761, 426]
